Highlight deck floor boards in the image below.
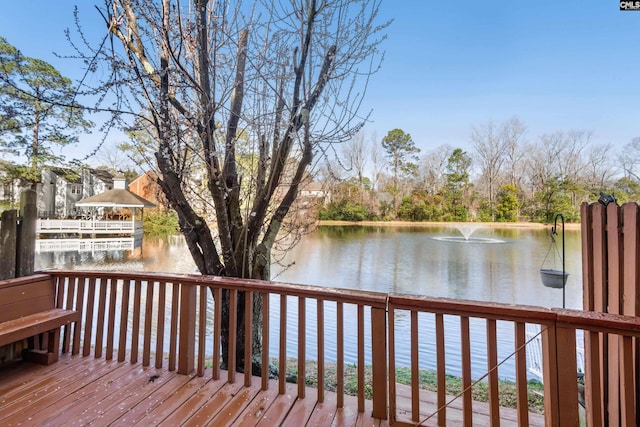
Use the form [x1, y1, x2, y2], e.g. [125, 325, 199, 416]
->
[0, 354, 546, 426]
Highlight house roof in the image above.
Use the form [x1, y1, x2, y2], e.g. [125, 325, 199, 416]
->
[89, 168, 114, 184]
[49, 167, 81, 184]
[75, 189, 156, 208]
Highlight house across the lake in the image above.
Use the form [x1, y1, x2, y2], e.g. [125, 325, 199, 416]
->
[36, 176, 155, 237]
[0, 167, 116, 219]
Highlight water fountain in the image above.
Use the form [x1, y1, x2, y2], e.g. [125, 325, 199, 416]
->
[432, 224, 505, 244]
[456, 225, 480, 240]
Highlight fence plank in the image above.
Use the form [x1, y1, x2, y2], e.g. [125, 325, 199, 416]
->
[607, 204, 622, 426]
[436, 313, 446, 426]
[486, 318, 500, 426]
[336, 301, 344, 408]
[388, 305, 397, 423]
[118, 279, 130, 362]
[130, 280, 142, 364]
[178, 282, 196, 375]
[515, 321, 529, 427]
[542, 323, 560, 427]
[213, 287, 222, 380]
[461, 316, 472, 427]
[581, 202, 594, 311]
[316, 298, 324, 403]
[169, 282, 179, 371]
[298, 296, 306, 399]
[621, 335, 636, 425]
[106, 278, 118, 360]
[411, 310, 419, 422]
[155, 281, 166, 369]
[83, 278, 96, 357]
[73, 277, 85, 355]
[371, 306, 387, 420]
[244, 291, 253, 387]
[591, 203, 608, 422]
[228, 289, 237, 383]
[279, 294, 287, 394]
[358, 304, 365, 413]
[94, 278, 108, 358]
[557, 326, 580, 426]
[585, 330, 603, 426]
[622, 204, 640, 426]
[197, 286, 206, 376]
[260, 291, 269, 390]
[143, 280, 154, 367]
[62, 276, 76, 353]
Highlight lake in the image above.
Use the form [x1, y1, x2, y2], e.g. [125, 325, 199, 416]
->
[35, 224, 583, 380]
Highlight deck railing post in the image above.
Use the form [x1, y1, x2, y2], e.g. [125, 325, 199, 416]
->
[371, 306, 388, 420]
[542, 320, 579, 427]
[178, 283, 196, 374]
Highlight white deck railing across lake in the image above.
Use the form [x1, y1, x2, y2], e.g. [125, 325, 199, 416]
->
[36, 219, 143, 235]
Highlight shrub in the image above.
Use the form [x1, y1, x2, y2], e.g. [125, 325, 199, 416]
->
[143, 210, 180, 235]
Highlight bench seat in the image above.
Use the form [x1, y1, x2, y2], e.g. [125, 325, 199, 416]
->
[0, 309, 80, 348]
[0, 275, 80, 365]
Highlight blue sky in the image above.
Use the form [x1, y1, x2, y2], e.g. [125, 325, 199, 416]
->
[1, 1, 639, 158]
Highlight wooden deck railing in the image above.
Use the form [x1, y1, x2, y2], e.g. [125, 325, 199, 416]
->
[48, 270, 389, 419]
[42, 270, 640, 426]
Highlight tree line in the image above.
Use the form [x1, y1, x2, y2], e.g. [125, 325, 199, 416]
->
[319, 119, 640, 223]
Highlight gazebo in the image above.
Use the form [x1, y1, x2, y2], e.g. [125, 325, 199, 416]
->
[36, 181, 156, 237]
[74, 188, 156, 235]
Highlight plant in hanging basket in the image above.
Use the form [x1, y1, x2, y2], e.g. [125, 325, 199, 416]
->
[540, 269, 569, 289]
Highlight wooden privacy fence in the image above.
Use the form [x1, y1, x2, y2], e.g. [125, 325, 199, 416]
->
[581, 201, 640, 426]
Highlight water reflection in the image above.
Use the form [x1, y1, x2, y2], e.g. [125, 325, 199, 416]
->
[272, 225, 582, 309]
[36, 227, 582, 307]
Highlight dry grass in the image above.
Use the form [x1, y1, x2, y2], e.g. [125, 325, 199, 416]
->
[280, 359, 545, 414]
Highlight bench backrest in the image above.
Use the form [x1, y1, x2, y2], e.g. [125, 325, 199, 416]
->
[0, 274, 56, 323]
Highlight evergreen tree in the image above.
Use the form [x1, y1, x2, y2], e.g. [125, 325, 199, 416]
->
[444, 148, 472, 221]
[0, 36, 92, 184]
[495, 184, 519, 222]
[381, 128, 420, 209]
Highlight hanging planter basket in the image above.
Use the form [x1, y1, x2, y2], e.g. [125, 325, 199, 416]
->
[540, 268, 569, 289]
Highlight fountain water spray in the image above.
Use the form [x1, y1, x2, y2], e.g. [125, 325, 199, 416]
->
[431, 225, 505, 244]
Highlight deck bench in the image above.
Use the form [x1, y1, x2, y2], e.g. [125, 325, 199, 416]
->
[0, 274, 79, 365]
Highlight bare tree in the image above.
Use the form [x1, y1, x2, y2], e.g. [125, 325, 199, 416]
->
[560, 130, 592, 182]
[471, 120, 508, 220]
[73, 0, 388, 369]
[526, 130, 590, 187]
[501, 116, 526, 189]
[369, 130, 385, 191]
[342, 130, 368, 200]
[584, 143, 616, 188]
[94, 142, 140, 175]
[620, 137, 640, 181]
[419, 144, 451, 195]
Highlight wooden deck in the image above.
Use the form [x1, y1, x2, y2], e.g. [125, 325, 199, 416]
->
[6, 269, 631, 425]
[0, 354, 544, 426]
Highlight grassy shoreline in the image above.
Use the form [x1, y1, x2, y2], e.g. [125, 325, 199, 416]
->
[282, 359, 545, 414]
[318, 219, 581, 230]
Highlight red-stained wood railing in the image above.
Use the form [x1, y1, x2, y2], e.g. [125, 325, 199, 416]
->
[47, 270, 389, 420]
[36, 268, 640, 425]
[388, 294, 640, 427]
